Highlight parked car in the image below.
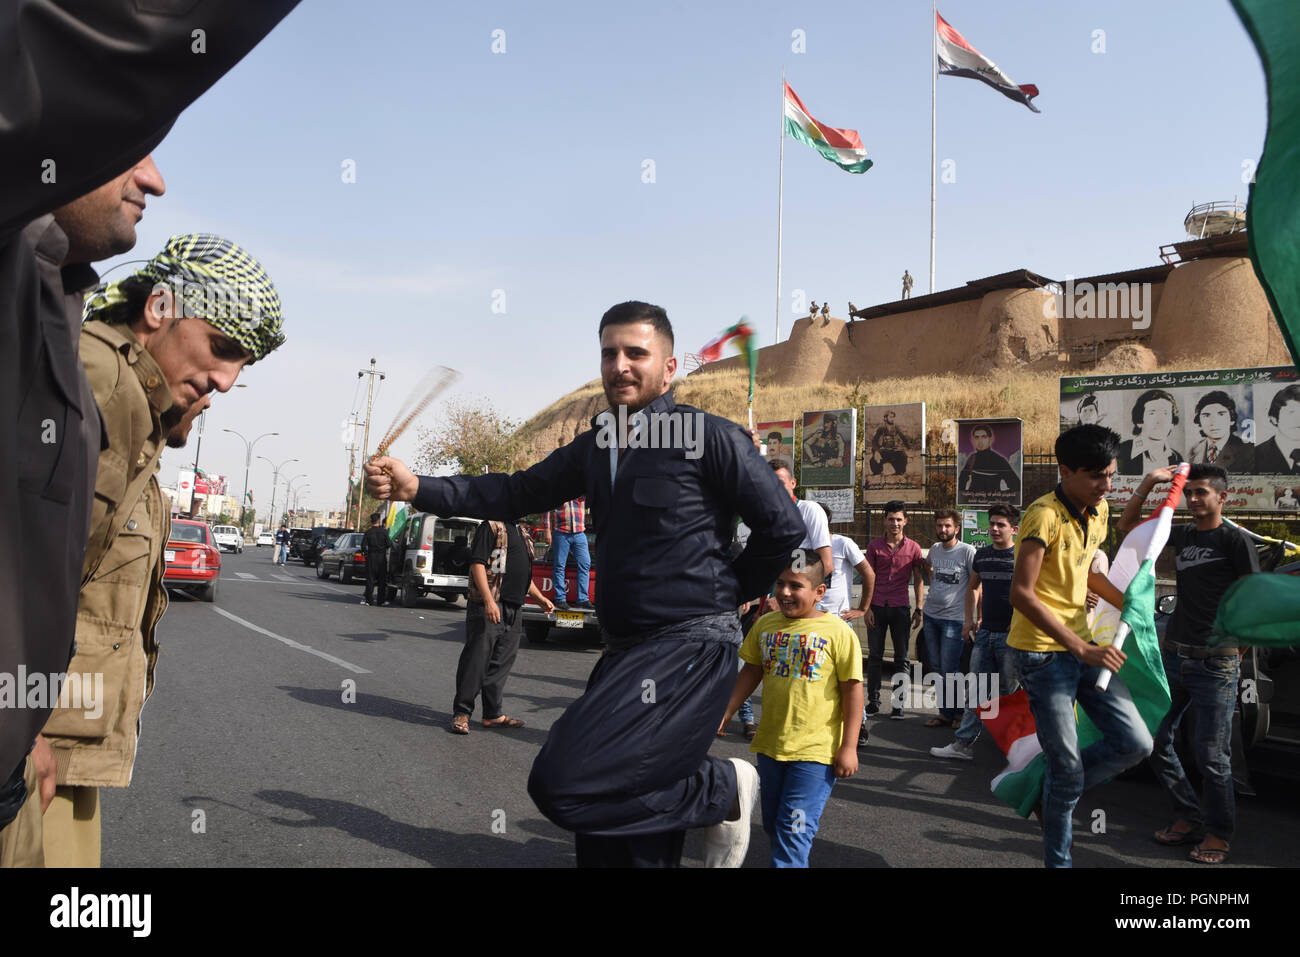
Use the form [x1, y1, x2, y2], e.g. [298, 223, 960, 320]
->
[163, 519, 221, 601]
[521, 533, 599, 644]
[256, 530, 274, 547]
[387, 513, 481, 606]
[301, 526, 352, 566]
[211, 524, 244, 554]
[288, 527, 317, 562]
[315, 532, 367, 583]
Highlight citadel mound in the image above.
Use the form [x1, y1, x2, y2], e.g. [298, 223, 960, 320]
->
[517, 230, 1291, 460]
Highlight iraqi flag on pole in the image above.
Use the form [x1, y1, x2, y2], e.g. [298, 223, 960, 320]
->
[936, 11, 1041, 113]
[982, 468, 1182, 815]
[784, 83, 873, 173]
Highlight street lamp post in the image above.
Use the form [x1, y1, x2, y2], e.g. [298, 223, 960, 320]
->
[258, 455, 298, 530]
[223, 429, 279, 529]
[283, 473, 307, 527]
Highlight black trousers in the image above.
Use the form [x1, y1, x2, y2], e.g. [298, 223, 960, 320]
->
[527, 613, 741, 868]
[454, 601, 523, 719]
[867, 603, 912, 708]
[363, 556, 387, 604]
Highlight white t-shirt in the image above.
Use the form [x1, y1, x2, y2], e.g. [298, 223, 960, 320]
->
[795, 499, 831, 551]
[818, 534, 866, 613]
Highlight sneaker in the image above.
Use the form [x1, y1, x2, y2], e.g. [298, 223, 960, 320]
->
[930, 741, 974, 761]
[555, 601, 570, 611]
[890, 709, 905, 721]
[360, 599, 368, 605]
[574, 601, 595, 611]
[865, 702, 880, 716]
[703, 758, 758, 868]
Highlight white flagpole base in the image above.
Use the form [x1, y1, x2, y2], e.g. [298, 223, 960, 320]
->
[1094, 622, 1131, 691]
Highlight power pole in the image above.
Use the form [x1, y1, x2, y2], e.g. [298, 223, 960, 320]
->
[355, 359, 385, 530]
[343, 412, 361, 529]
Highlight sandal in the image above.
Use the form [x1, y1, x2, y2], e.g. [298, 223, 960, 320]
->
[1153, 823, 1200, 846]
[1189, 843, 1230, 864]
[482, 715, 525, 728]
[451, 715, 470, 735]
[923, 717, 947, 728]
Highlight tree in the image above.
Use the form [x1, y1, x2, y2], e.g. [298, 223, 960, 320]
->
[414, 395, 524, 476]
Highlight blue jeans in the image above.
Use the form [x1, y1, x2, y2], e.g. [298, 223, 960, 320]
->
[954, 630, 1018, 746]
[1148, 649, 1239, 841]
[922, 614, 965, 719]
[1012, 648, 1154, 868]
[756, 754, 836, 868]
[737, 656, 755, 726]
[551, 531, 590, 603]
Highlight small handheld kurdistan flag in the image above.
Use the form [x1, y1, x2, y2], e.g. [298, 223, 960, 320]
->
[936, 11, 1040, 113]
[982, 467, 1183, 816]
[783, 83, 873, 173]
[700, 319, 758, 406]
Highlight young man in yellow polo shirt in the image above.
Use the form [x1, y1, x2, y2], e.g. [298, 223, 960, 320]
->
[1008, 425, 1154, 868]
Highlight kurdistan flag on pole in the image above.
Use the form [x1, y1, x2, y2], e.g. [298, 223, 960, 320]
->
[783, 83, 872, 174]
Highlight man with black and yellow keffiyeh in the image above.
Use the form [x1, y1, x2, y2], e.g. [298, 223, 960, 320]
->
[33, 234, 285, 867]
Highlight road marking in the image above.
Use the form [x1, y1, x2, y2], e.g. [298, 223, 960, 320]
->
[212, 607, 372, 674]
[272, 573, 297, 582]
[235, 572, 258, 580]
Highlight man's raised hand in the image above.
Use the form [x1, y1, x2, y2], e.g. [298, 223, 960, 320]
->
[365, 455, 419, 502]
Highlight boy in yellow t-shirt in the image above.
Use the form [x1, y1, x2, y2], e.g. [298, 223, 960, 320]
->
[719, 548, 863, 867]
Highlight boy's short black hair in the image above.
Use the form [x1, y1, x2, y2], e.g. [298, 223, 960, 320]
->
[787, 547, 825, 586]
[598, 300, 674, 350]
[933, 507, 960, 524]
[370, 512, 380, 523]
[1055, 424, 1121, 472]
[987, 503, 1020, 524]
[769, 457, 795, 476]
[883, 500, 906, 517]
[818, 502, 833, 524]
[1188, 463, 1229, 493]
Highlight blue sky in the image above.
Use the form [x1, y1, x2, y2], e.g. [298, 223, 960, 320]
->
[119, 0, 1266, 519]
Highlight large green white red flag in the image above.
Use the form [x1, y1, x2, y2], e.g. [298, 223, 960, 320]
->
[982, 468, 1182, 815]
[783, 83, 873, 174]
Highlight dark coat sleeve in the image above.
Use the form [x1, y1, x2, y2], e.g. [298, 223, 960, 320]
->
[1, 0, 300, 235]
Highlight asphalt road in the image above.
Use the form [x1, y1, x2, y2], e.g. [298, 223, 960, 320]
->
[100, 548, 1300, 868]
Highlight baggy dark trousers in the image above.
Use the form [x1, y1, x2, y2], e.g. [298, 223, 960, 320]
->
[364, 556, 388, 604]
[527, 613, 742, 867]
[454, 601, 523, 719]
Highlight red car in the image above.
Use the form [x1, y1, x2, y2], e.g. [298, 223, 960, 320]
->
[164, 519, 222, 602]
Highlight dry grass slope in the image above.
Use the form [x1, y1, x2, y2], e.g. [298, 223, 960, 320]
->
[516, 351, 1254, 463]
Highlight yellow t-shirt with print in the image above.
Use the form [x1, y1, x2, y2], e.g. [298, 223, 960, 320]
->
[741, 611, 863, 764]
[1007, 488, 1110, 653]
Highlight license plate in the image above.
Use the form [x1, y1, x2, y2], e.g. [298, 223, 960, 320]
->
[555, 611, 584, 628]
[165, 550, 176, 563]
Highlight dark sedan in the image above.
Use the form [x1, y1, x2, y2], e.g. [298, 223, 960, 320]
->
[315, 533, 367, 583]
[301, 526, 352, 566]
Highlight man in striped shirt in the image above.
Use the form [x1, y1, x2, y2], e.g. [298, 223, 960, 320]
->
[542, 497, 592, 611]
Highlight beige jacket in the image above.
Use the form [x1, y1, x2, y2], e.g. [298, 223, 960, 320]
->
[41, 320, 173, 788]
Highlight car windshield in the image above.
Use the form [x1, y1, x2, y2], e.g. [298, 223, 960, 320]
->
[169, 524, 206, 544]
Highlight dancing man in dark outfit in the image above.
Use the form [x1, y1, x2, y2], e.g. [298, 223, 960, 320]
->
[366, 301, 803, 867]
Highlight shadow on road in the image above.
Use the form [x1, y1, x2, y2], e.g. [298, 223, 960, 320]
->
[253, 788, 574, 867]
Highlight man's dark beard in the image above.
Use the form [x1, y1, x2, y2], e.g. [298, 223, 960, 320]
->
[160, 404, 185, 433]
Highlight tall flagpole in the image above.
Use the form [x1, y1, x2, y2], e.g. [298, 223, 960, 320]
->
[929, 0, 937, 294]
[776, 69, 786, 345]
